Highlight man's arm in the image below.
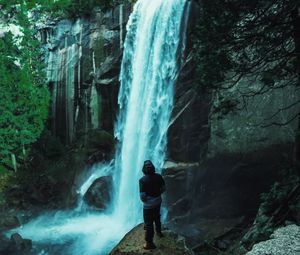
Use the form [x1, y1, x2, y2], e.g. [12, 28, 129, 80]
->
[139, 179, 147, 202]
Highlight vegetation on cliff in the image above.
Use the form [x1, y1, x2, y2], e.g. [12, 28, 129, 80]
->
[0, 5, 49, 173]
[194, 0, 300, 160]
[0, 0, 134, 18]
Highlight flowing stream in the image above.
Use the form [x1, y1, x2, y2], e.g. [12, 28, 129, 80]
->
[11, 0, 190, 254]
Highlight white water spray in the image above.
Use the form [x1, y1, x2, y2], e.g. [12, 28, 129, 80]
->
[112, 0, 190, 226]
[10, 1, 190, 254]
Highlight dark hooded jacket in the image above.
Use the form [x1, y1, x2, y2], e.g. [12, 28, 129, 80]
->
[139, 160, 166, 209]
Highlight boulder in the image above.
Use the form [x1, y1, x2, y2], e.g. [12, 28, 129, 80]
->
[0, 235, 11, 254]
[109, 223, 193, 255]
[0, 233, 32, 255]
[0, 215, 20, 229]
[10, 233, 32, 251]
[83, 175, 112, 209]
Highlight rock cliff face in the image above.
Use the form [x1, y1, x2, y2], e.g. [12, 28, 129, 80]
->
[167, 1, 211, 163]
[38, 4, 133, 144]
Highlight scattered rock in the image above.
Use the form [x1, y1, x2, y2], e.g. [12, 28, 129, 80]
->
[0, 235, 11, 254]
[83, 175, 112, 209]
[10, 233, 32, 251]
[216, 239, 231, 250]
[110, 223, 193, 255]
[86, 151, 107, 165]
[0, 215, 20, 229]
[246, 224, 300, 255]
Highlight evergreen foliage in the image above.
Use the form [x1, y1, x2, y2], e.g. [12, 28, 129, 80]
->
[0, 4, 49, 171]
[0, 0, 133, 18]
[194, 0, 299, 92]
[63, 0, 134, 17]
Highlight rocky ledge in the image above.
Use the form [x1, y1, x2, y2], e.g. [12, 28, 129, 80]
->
[110, 223, 193, 255]
[246, 224, 300, 255]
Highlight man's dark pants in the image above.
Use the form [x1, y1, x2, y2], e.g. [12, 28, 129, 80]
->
[143, 205, 161, 242]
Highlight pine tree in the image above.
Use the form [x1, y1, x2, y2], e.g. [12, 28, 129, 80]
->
[0, 4, 50, 171]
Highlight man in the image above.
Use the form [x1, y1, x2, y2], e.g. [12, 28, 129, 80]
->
[139, 160, 166, 250]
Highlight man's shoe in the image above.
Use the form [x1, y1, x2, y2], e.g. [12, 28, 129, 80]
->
[156, 232, 164, 238]
[143, 242, 156, 250]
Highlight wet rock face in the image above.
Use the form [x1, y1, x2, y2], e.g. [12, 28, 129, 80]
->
[168, 1, 211, 162]
[162, 161, 199, 220]
[83, 175, 112, 209]
[38, 4, 133, 144]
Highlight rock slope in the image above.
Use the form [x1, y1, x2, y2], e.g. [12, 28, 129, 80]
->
[110, 223, 193, 255]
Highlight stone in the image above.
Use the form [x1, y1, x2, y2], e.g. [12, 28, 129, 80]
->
[83, 175, 112, 209]
[162, 148, 285, 247]
[10, 233, 32, 251]
[27, 174, 60, 205]
[86, 129, 115, 153]
[246, 224, 300, 255]
[0, 235, 11, 254]
[162, 160, 198, 211]
[109, 223, 193, 255]
[167, 1, 211, 162]
[208, 72, 300, 158]
[216, 239, 231, 250]
[40, 4, 133, 144]
[168, 60, 211, 162]
[0, 215, 20, 229]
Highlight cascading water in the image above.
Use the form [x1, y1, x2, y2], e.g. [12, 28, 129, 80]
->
[9, 0, 190, 254]
[112, 0, 190, 226]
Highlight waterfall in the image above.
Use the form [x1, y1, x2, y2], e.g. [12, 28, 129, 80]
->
[112, 0, 190, 225]
[10, 1, 190, 254]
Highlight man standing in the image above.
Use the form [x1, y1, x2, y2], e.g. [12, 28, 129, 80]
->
[139, 160, 166, 250]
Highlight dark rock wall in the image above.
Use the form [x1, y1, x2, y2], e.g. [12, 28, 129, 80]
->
[167, 1, 211, 163]
[39, 4, 133, 144]
[162, 0, 300, 245]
